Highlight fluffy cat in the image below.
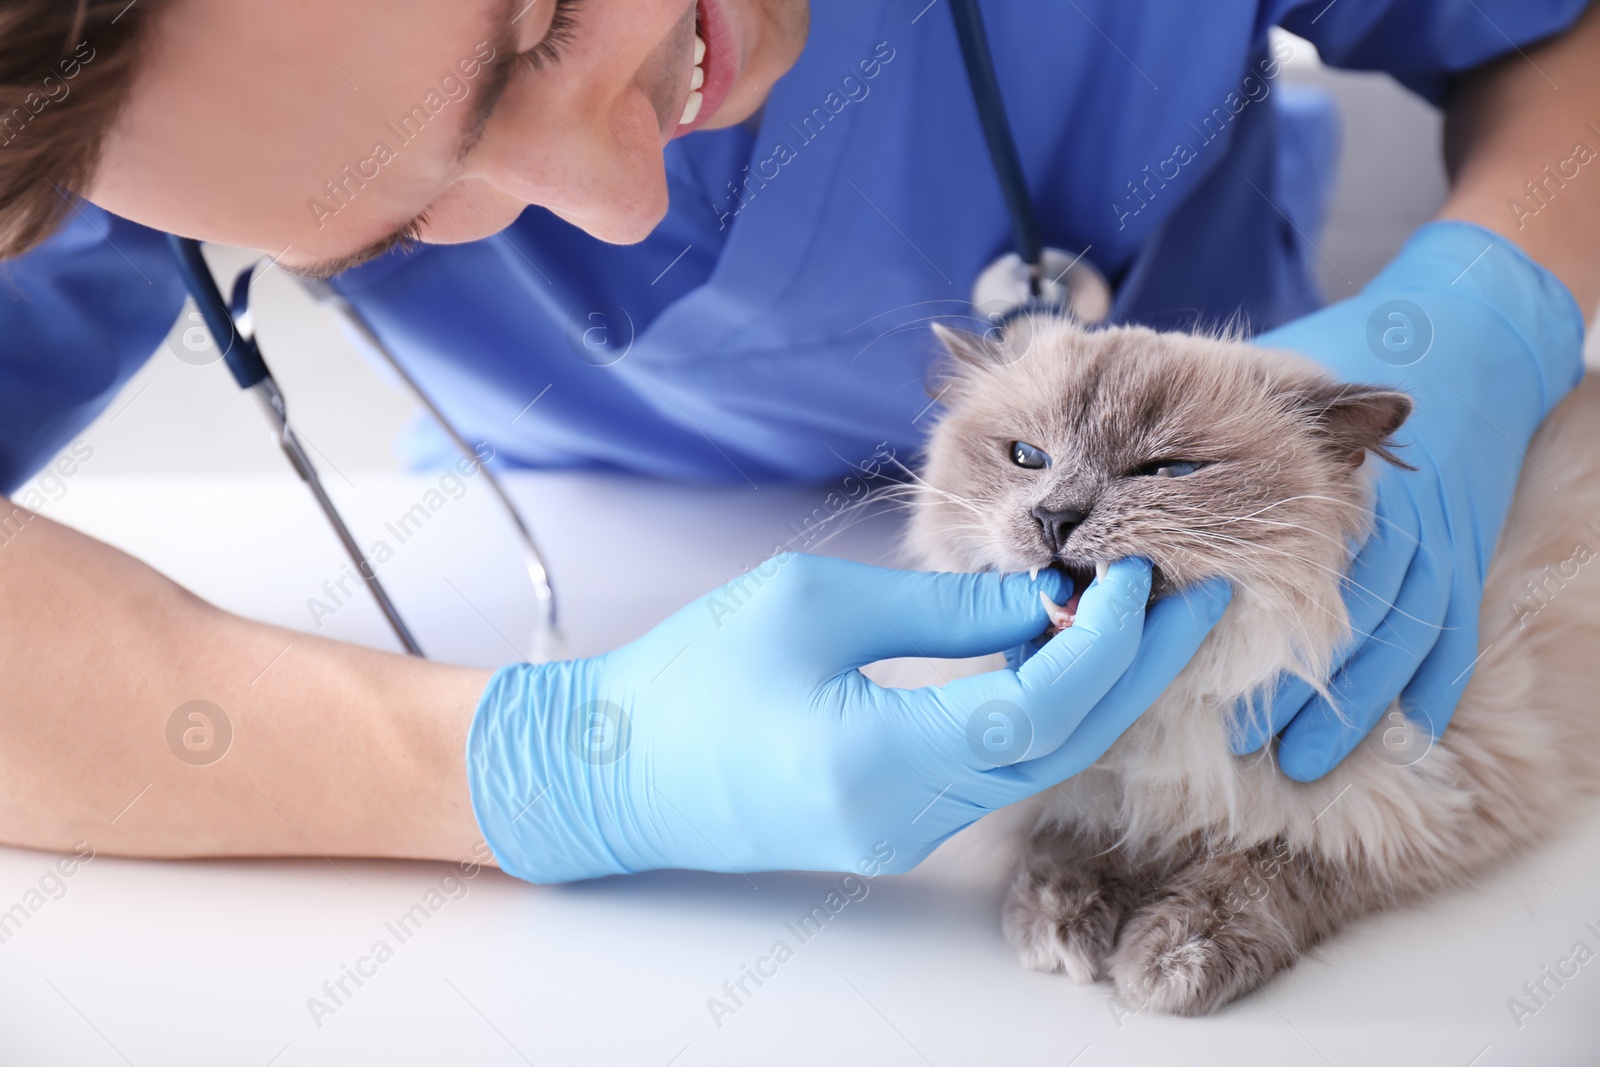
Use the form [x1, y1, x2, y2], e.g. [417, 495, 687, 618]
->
[902, 313, 1600, 1015]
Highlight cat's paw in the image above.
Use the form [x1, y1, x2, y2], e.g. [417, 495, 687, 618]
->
[1106, 885, 1289, 1016]
[1001, 864, 1122, 984]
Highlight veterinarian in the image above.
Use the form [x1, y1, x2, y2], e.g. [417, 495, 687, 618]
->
[1, 0, 1595, 883]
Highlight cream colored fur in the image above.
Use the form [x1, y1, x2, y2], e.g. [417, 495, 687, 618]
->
[899, 315, 1600, 1013]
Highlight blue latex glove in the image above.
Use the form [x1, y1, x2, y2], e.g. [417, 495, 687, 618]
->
[467, 553, 1231, 882]
[1230, 220, 1584, 779]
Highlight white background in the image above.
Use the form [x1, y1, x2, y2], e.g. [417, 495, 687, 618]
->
[2, 474, 1597, 1065]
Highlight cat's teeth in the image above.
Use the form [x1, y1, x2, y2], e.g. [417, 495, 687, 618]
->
[1096, 561, 1109, 583]
[1029, 565, 1040, 580]
[1040, 590, 1073, 629]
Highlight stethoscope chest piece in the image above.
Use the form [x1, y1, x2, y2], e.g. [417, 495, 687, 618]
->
[971, 246, 1112, 328]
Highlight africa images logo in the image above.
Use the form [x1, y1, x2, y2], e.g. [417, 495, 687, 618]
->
[305, 42, 498, 231]
[709, 41, 897, 230]
[1109, 37, 1295, 232]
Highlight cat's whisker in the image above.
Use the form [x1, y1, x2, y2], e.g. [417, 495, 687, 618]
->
[850, 311, 1003, 364]
[1172, 531, 1442, 658]
[1166, 496, 1367, 534]
[883, 465, 986, 517]
[762, 491, 933, 557]
[842, 484, 987, 526]
[1210, 490, 1431, 557]
[1165, 508, 1356, 553]
[1175, 526, 1456, 636]
[1152, 530, 1350, 640]
[845, 298, 984, 335]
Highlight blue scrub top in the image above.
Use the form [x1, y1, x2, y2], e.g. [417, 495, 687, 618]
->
[0, 0, 1585, 492]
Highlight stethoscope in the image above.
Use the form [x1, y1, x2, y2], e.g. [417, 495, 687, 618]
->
[948, 0, 1112, 327]
[165, 0, 1105, 662]
[166, 238, 562, 661]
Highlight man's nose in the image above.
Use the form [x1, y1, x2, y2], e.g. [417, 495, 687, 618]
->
[1031, 505, 1088, 553]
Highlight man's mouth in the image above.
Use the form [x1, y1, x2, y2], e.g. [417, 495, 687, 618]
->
[673, 0, 738, 137]
[1033, 559, 1106, 632]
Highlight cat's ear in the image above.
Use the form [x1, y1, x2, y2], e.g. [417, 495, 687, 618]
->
[926, 323, 1004, 398]
[931, 323, 1002, 367]
[1291, 381, 1415, 469]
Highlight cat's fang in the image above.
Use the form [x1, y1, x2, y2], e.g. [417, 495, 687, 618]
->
[1036, 588, 1075, 630]
[1096, 561, 1109, 583]
[1029, 565, 1041, 580]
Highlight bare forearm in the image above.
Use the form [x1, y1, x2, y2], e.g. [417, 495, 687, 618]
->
[1440, 1, 1600, 313]
[0, 501, 492, 865]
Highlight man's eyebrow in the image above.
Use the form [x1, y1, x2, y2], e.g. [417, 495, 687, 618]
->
[457, 0, 522, 159]
[286, 2, 523, 281]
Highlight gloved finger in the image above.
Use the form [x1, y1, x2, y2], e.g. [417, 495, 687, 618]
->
[982, 578, 1234, 800]
[928, 559, 1154, 769]
[1272, 533, 1450, 781]
[1013, 557, 1157, 752]
[1396, 573, 1485, 744]
[1230, 473, 1423, 754]
[820, 558, 1073, 665]
[1003, 632, 1050, 672]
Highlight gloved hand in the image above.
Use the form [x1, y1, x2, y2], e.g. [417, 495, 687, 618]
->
[467, 553, 1231, 882]
[1230, 220, 1585, 779]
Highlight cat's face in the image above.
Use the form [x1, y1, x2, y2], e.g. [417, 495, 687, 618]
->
[907, 316, 1411, 612]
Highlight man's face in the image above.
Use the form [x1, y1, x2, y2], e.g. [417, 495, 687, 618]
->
[87, 0, 809, 276]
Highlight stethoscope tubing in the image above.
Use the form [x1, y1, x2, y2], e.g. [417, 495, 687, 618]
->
[167, 234, 562, 660]
[948, 0, 1044, 291]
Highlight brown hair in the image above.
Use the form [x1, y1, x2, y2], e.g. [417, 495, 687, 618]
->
[0, 0, 157, 259]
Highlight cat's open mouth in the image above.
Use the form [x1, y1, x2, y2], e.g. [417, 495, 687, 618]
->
[1039, 559, 1101, 633]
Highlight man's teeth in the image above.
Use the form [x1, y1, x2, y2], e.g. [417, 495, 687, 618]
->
[680, 33, 708, 126]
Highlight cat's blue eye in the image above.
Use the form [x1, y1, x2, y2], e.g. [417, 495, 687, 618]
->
[1009, 441, 1052, 469]
[1133, 459, 1203, 479]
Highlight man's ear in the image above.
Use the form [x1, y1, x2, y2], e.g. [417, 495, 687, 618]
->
[1291, 381, 1415, 469]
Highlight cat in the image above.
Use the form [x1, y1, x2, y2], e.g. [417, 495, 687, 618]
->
[900, 313, 1600, 1016]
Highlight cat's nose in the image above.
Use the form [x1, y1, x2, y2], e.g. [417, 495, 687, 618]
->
[1032, 505, 1088, 553]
